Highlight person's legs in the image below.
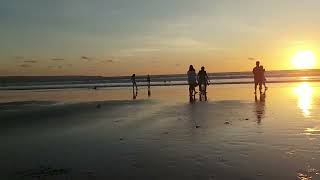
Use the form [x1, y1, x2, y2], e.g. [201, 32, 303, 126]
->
[254, 81, 258, 94]
[192, 84, 197, 95]
[259, 82, 262, 93]
[189, 85, 193, 96]
[204, 84, 208, 101]
[263, 79, 268, 90]
[204, 84, 207, 93]
[134, 82, 138, 91]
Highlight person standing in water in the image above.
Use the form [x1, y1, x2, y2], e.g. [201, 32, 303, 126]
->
[187, 65, 197, 97]
[197, 66, 209, 94]
[147, 74, 151, 96]
[252, 61, 262, 94]
[131, 74, 138, 92]
[260, 65, 268, 91]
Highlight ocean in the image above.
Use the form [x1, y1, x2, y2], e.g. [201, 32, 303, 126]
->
[1, 69, 320, 90]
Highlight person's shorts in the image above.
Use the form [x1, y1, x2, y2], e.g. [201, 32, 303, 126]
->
[254, 80, 262, 85]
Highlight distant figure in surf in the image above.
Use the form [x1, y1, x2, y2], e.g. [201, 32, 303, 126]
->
[197, 66, 209, 94]
[252, 61, 263, 94]
[147, 74, 151, 96]
[131, 74, 138, 91]
[187, 65, 197, 97]
[260, 65, 268, 91]
[147, 75, 151, 87]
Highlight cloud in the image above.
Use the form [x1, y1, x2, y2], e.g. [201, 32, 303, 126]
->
[23, 60, 37, 63]
[81, 56, 93, 61]
[20, 64, 31, 68]
[248, 57, 256, 61]
[51, 58, 64, 61]
[101, 59, 115, 64]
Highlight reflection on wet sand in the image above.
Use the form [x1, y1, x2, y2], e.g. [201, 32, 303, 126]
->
[294, 83, 314, 118]
[148, 87, 151, 97]
[304, 127, 320, 136]
[132, 89, 138, 99]
[254, 92, 266, 124]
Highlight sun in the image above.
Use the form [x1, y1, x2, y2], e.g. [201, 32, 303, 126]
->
[292, 51, 316, 69]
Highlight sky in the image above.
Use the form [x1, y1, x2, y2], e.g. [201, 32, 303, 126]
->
[1, 0, 320, 76]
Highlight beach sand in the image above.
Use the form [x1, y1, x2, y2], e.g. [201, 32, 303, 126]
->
[1, 83, 320, 179]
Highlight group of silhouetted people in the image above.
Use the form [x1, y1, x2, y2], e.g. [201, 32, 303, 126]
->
[130, 61, 267, 100]
[187, 65, 210, 100]
[252, 61, 268, 94]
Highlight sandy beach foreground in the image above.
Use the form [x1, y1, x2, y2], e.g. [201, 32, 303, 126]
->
[0, 83, 320, 180]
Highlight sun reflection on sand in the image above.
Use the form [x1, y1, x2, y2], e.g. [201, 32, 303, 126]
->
[294, 83, 314, 118]
[304, 127, 320, 136]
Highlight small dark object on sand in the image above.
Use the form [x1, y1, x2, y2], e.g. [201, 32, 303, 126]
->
[196, 125, 200, 128]
[224, 121, 230, 125]
[245, 118, 249, 120]
[96, 104, 101, 109]
[120, 138, 124, 141]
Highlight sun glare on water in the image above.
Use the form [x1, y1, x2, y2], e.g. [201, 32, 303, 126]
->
[294, 83, 314, 117]
[292, 51, 317, 69]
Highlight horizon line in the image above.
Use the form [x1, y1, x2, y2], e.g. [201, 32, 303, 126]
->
[1, 68, 320, 78]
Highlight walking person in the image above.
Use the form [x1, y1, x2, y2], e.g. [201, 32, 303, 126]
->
[187, 65, 197, 98]
[197, 66, 209, 101]
[131, 74, 138, 92]
[197, 66, 209, 94]
[147, 74, 151, 96]
[252, 61, 263, 94]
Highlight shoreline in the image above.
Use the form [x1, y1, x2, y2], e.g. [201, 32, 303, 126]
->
[1, 79, 320, 91]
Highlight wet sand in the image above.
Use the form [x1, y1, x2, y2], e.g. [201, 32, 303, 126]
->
[0, 83, 320, 179]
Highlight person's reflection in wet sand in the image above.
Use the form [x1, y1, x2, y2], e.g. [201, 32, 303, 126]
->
[254, 92, 266, 124]
[133, 89, 138, 99]
[188, 100, 200, 128]
[148, 88, 151, 97]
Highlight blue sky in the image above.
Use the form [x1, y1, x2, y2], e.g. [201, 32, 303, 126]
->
[1, 0, 320, 76]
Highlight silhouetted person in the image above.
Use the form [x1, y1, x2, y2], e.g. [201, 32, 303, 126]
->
[253, 61, 262, 94]
[187, 65, 197, 98]
[260, 65, 268, 91]
[131, 74, 138, 92]
[147, 74, 151, 96]
[197, 66, 209, 96]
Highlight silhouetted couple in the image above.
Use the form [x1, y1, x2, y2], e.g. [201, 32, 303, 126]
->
[253, 61, 268, 94]
[187, 65, 209, 97]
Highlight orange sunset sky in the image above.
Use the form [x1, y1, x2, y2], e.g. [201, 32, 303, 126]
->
[1, 0, 319, 76]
